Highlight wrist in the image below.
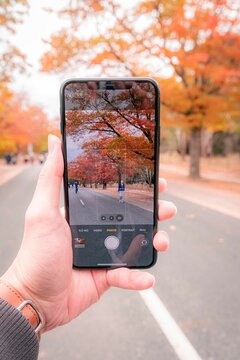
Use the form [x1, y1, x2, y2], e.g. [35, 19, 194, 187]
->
[0, 269, 45, 334]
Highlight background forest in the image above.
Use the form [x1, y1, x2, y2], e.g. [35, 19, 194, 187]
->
[0, 0, 239, 181]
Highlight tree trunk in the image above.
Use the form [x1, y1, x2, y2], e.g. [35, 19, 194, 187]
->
[224, 134, 233, 156]
[189, 127, 201, 178]
[176, 128, 187, 160]
[201, 128, 212, 157]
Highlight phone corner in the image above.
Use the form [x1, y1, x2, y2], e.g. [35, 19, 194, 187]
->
[144, 77, 160, 93]
[148, 251, 158, 269]
[138, 251, 158, 270]
[59, 78, 75, 96]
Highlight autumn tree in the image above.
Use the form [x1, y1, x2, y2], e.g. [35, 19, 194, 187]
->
[68, 149, 119, 188]
[0, 96, 50, 155]
[0, 0, 28, 90]
[42, 0, 240, 177]
[0, 0, 31, 154]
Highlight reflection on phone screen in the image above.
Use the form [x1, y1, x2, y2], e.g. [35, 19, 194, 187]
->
[64, 80, 158, 267]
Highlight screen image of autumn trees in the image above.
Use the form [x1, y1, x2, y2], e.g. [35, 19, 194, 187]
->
[66, 82, 156, 189]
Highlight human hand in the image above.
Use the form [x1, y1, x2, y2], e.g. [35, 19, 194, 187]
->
[2, 135, 177, 334]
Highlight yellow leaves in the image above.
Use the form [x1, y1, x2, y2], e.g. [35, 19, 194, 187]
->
[0, 0, 29, 31]
[90, 0, 104, 12]
[0, 84, 10, 106]
[0, 95, 51, 155]
[41, 0, 240, 134]
[0, 137, 17, 153]
[41, 31, 84, 72]
[88, 35, 107, 46]
[90, 50, 117, 65]
[0, 1, 29, 91]
[136, 1, 157, 14]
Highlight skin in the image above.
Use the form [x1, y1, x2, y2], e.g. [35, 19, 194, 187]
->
[2, 135, 177, 334]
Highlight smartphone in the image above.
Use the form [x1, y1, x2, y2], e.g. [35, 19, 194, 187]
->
[60, 78, 160, 269]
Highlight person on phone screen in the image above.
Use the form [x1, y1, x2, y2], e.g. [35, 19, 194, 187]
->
[74, 180, 79, 194]
[0, 135, 177, 360]
[118, 180, 125, 203]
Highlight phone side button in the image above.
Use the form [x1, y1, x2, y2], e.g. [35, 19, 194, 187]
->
[104, 236, 120, 251]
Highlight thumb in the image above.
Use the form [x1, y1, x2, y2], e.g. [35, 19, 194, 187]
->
[30, 134, 63, 211]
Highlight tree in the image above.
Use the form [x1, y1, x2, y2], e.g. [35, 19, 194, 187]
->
[0, 0, 31, 154]
[0, 0, 28, 88]
[42, 0, 240, 177]
[0, 96, 50, 155]
[68, 149, 118, 188]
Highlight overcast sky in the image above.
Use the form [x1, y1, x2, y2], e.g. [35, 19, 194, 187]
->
[11, 0, 90, 120]
[10, 1, 134, 120]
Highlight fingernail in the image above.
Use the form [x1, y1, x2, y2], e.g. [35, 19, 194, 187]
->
[139, 273, 155, 288]
[168, 202, 177, 215]
[160, 230, 169, 240]
[48, 134, 55, 154]
[172, 204, 177, 215]
[159, 178, 167, 186]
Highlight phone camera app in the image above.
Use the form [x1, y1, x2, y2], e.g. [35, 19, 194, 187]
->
[66, 80, 156, 267]
[140, 239, 148, 247]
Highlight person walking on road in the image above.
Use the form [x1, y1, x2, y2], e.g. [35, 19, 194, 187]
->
[118, 180, 125, 203]
[74, 181, 79, 194]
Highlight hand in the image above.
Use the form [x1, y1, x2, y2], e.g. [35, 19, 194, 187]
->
[2, 135, 177, 334]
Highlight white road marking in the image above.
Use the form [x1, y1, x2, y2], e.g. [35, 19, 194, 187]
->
[139, 288, 203, 360]
[79, 199, 85, 206]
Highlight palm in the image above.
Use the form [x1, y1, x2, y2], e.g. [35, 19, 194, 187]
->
[10, 211, 107, 332]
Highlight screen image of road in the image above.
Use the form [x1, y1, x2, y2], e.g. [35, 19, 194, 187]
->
[64, 80, 158, 267]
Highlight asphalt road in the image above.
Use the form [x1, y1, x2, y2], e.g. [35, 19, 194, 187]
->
[69, 187, 152, 225]
[0, 164, 239, 360]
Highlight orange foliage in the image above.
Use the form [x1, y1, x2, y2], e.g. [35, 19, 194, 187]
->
[0, 95, 50, 154]
[0, 0, 28, 85]
[41, 0, 240, 132]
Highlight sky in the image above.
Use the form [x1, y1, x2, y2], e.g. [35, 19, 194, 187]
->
[11, 0, 81, 119]
[10, 1, 137, 120]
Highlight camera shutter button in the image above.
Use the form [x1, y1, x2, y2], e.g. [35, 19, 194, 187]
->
[104, 236, 120, 250]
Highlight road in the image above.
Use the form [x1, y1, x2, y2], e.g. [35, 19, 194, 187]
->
[0, 164, 239, 360]
[69, 187, 153, 225]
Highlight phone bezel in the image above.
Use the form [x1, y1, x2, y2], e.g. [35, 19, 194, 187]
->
[60, 77, 160, 269]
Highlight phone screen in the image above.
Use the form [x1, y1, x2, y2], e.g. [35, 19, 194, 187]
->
[61, 79, 159, 268]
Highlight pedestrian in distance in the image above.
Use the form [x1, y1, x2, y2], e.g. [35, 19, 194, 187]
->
[74, 181, 79, 194]
[118, 180, 125, 203]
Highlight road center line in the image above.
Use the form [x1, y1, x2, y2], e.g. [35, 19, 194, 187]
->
[79, 199, 85, 206]
[139, 288, 203, 360]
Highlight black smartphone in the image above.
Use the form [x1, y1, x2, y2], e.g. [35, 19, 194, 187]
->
[60, 78, 160, 269]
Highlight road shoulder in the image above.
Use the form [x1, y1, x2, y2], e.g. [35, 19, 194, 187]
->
[0, 164, 29, 186]
[160, 170, 240, 220]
